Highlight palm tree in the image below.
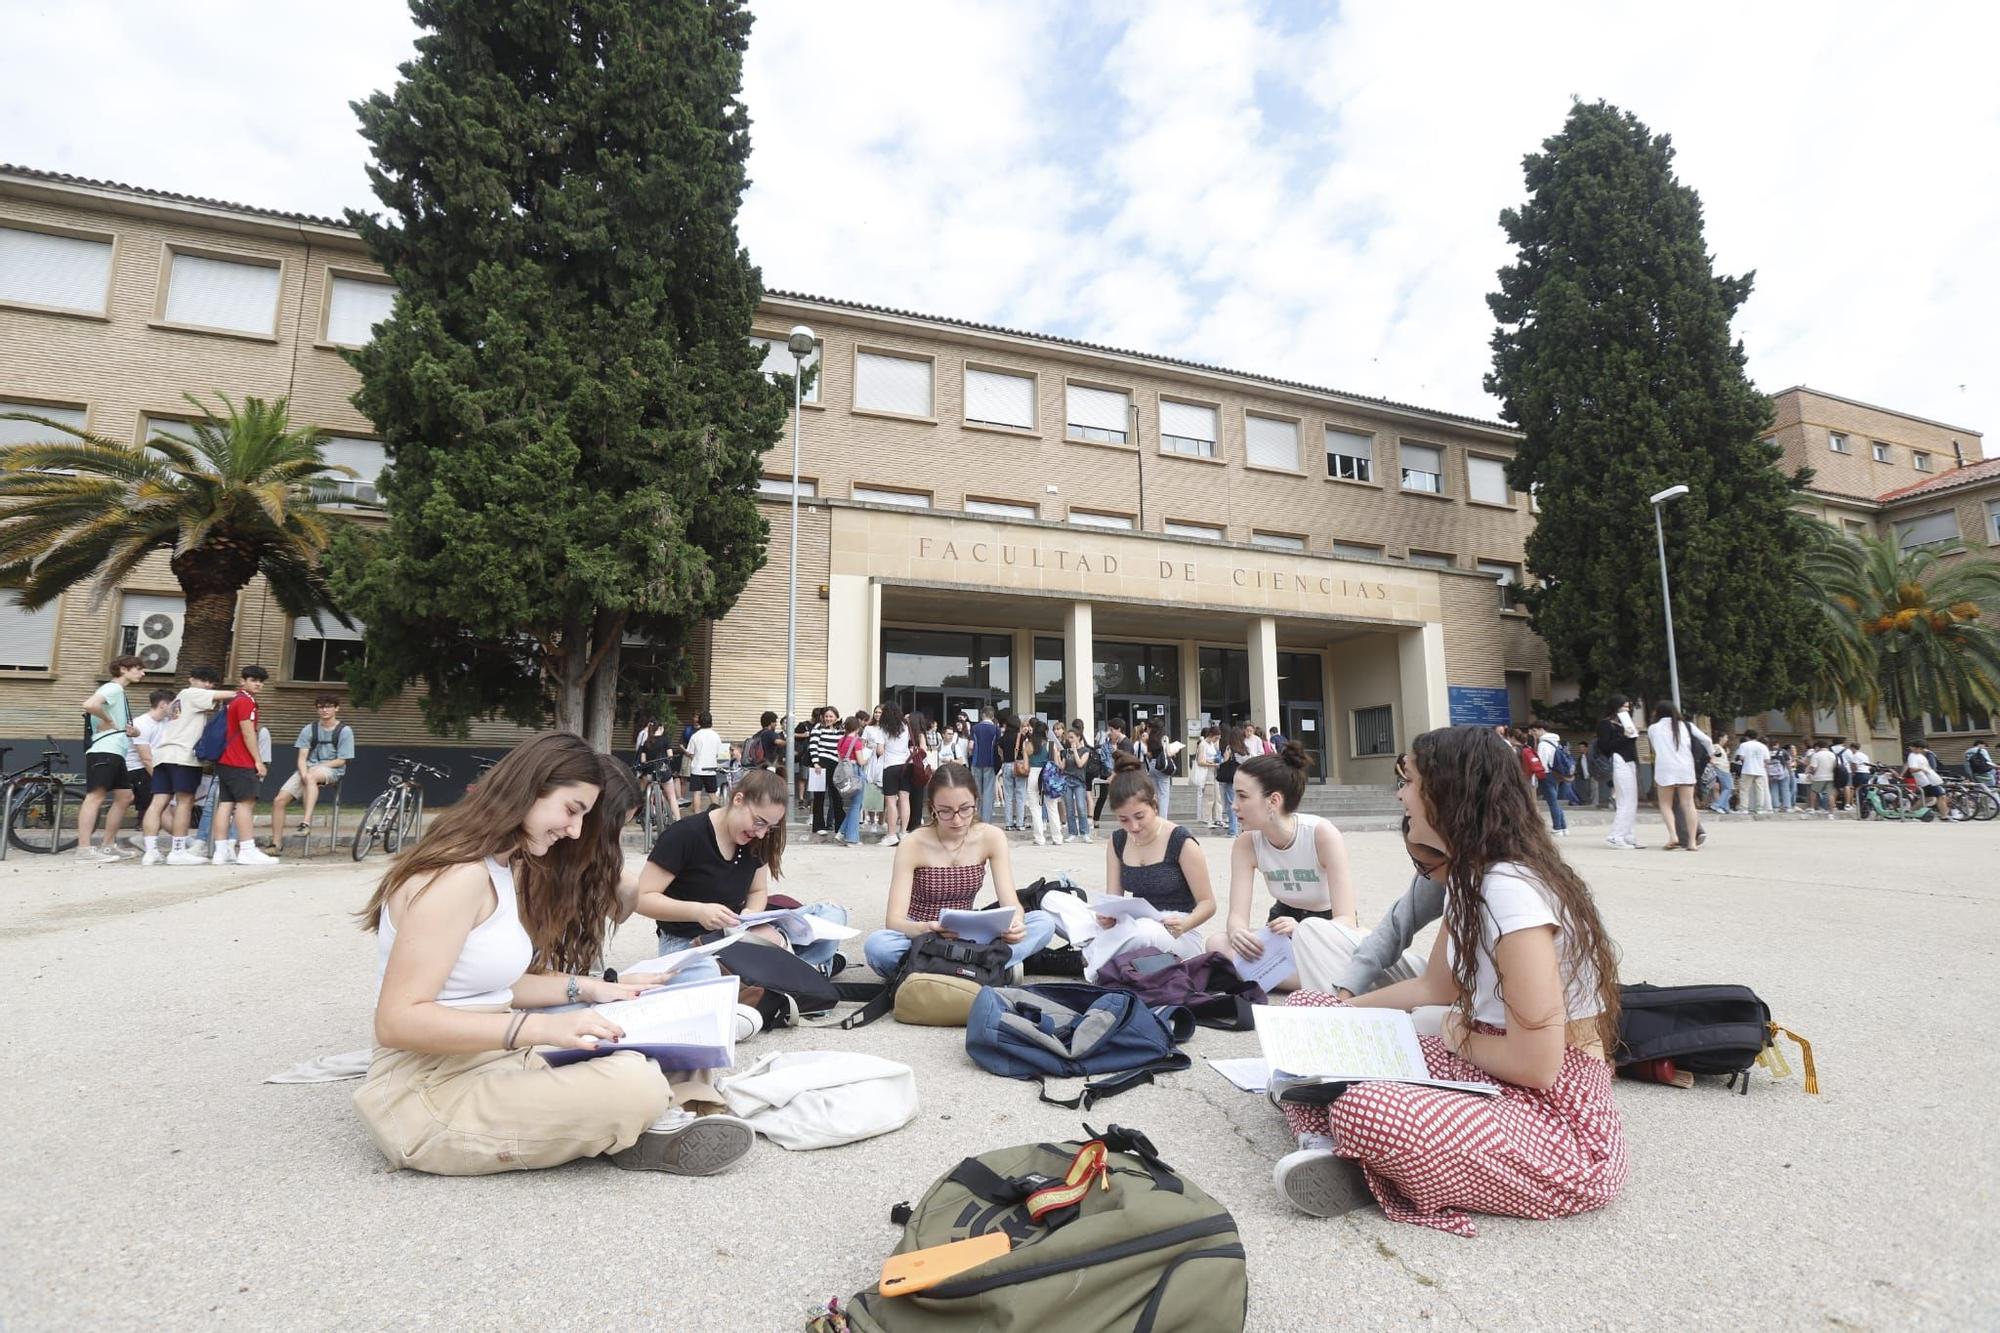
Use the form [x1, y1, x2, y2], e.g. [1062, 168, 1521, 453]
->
[0, 393, 363, 673]
[1804, 530, 2000, 747]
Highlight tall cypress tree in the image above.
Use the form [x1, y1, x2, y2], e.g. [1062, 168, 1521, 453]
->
[329, 0, 784, 746]
[1487, 100, 1821, 718]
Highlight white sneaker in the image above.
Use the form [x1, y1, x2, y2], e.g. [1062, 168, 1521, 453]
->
[189, 839, 211, 858]
[210, 844, 238, 866]
[734, 1003, 763, 1043]
[165, 848, 206, 866]
[1033, 837, 1046, 847]
[234, 844, 279, 865]
[1273, 1148, 1369, 1217]
[76, 846, 116, 863]
[881, 835, 900, 847]
[141, 848, 165, 866]
[607, 1112, 755, 1175]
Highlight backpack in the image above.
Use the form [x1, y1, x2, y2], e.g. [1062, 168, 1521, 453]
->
[1038, 764, 1066, 799]
[1968, 746, 1992, 776]
[1831, 747, 1851, 783]
[743, 730, 770, 767]
[1520, 743, 1547, 779]
[820, 1124, 1246, 1333]
[194, 705, 233, 763]
[1094, 949, 1267, 1032]
[1616, 983, 1779, 1094]
[716, 939, 840, 1029]
[839, 933, 1016, 1030]
[965, 982, 1193, 1110]
[1690, 734, 1710, 777]
[307, 722, 351, 772]
[1548, 743, 1576, 778]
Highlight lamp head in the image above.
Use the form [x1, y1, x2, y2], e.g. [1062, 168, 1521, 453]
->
[1650, 484, 1690, 505]
[786, 325, 817, 358]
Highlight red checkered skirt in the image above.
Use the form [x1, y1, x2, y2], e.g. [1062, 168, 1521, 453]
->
[1280, 990, 1628, 1238]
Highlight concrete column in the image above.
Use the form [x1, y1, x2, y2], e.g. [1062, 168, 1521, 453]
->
[1177, 638, 1201, 747]
[1012, 626, 1036, 716]
[864, 581, 883, 708]
[825, 575, 874, 712]
[1396, 621, 1449, 742]
[1065, 601, 1095, 726]
[1247, 616, 1279, 731]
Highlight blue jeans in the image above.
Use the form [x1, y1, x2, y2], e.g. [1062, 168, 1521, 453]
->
[1063, 784, 1091, 837]
[1224, 801, 1239, 836]
[1152, 774, 1172, 819]
[1003, 771, 1028, 827]
[972, 765, 998, 823]
[839, 785, 863, 842]
[1776, 774, 1797, 810]
[1710, 768, 1734, 811]
[1538, 775, 1568, 830]
[652, 930, 725, 985]
[655, 902, 849, 978]
[863, 910, 1058, 976]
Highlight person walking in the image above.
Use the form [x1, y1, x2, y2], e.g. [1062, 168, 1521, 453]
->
[1734, 729, 1771, 816]
[969, 707, 1001, 824]
[1529, 720, 1569, 837]
[1596, 696, 1642, 849]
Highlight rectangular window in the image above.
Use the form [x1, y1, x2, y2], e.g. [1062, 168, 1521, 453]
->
[1927, 708, 1993, 734]
[853, 350, 933, 417]
[1159, 400, 1217, 458]
[292, 614, 366, 683]
[1829, 431, 1850, 454]
[1401, 442, 1444, 493]
[318, 436, 387, 505]
[1988, 500, 2000, 544]
[0, 225, 113, 314]
[1069, 508, 1134, 530]
[0, 591, 60, 672]
[1894, 511, 1958, 550]
[1066, 384, 1130, 444]
[1405, 550, 1454, 568]
[118, 592, 186, 674]
[1332, 541, 1383, 560]
[757, 476, 817, 498]
[0, 400, 86, 445]
[1325, 427, 1373, 482]
[1476, 559, 1521, 610]
[1913, 452, 1933, 472]
[965, 497, 1036, 519]
[1164, 519, 1223, 541]
[162, 250, 280, 336]
[1251, 531, 1306, 552]
[852, 485, 931, 508]
[964, 367, 1035, 431]
[1466, 455, 1511, 505]
[1842, 519, 1870, 541]
[752, 335, 821, 403]
[1871, 441, 1892, 464]
[1245, 414, 1300, 471]
[1353, 704, 1395, 756]
[324, 274, 396, 346]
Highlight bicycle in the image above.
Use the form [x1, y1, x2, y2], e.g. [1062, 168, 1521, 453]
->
[636, 758, 678, 838]
[3, 738, 88, 855]
[352, 757, 448, 861]
[1943, 777, 1999, 823]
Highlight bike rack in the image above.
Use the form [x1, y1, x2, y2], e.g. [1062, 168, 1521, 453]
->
[0, 782, 11, 862]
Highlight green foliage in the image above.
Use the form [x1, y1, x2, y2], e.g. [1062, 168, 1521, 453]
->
[1803, 531, 2000, 741]
[0, 394, 358, 672]
[329, 0, 786, 739]
[1486, 100, 1824, 718]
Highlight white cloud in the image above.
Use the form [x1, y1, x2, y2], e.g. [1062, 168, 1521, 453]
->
[2, 0, 1994, 443]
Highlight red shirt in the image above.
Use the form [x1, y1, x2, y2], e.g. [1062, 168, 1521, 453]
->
[220, 692, 260, 768]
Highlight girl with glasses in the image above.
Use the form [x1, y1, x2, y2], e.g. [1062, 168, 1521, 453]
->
[862, 762, 1057, 977]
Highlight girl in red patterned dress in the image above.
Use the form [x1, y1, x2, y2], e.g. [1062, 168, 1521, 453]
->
[1272, 724, 1627, 1237]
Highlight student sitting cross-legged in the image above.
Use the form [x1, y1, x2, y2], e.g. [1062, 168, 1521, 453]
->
[1271, 725, 1628, 1237]
[1215, 743, 1357, 991]
[1082, 753, 1217, 980]
[354, 732, 755, 1177]
[863, 762, 1056, 978]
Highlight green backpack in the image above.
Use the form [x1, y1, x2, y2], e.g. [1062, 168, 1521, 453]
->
[816, 1124, 1246, 1333]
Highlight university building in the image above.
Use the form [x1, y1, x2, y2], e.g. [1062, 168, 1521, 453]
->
[2, 164, 1987, 785]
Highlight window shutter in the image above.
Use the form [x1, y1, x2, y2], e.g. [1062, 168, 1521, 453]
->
[1245, 415, 1299, 470]
[966, 498, 1035, 519]
[1159, 400, 1217, 444]
[854, 352, 933, 416]
[1066, 385, 1130, 434]
[325, 276, 396, 346]
[1467, 456, 1510, 504]
[964, 369, 1035, 429]
[293, 614, 366, 643]
[163, 253, 280, 335]
[0, 227, 112, 312]
[1895, 512, 1959, 548]
[0, 592, 59, 671]
[1070, 510, 1134, 529]
[1164, 520, 1223, 540]
[852, 486, 930, 508]
[1251, 532, 1306, 551]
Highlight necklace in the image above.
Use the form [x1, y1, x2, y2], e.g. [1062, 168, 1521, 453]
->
[936, 829, 975, 865]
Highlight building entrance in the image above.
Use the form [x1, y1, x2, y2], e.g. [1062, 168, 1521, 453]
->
[1102, 693, 1175, 745]
[1283, 701, 1327, 781]
[881, 628, 1013, 724]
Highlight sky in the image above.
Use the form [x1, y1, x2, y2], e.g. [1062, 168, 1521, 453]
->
[5, 0, 1996, 440]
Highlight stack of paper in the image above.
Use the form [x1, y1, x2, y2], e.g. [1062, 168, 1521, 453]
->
[1231, 927, 1295, 993]
[937, 906, 1018, 944]
[1087, 895, 1165, 923]
[543, 975, 742, 1071]
[618, 935, 737, 981]
[734, 908, 860, 948]
[1251, 1005, 1498, 1096]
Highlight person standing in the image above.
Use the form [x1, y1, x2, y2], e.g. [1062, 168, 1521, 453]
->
[1596, 696, 1642, 849]
[998, 710, 1028, 832]
[835, 717, 870, 846]
[1192, 725, 1222, 829]
[807, 705, 845, 841]
[1734, 729, 1771, 817]
[1707, 732, 1736, 813]
[210, 666, 277, 865]
[1767, 741, 1794, 814]
[1061, 719, 1094, 843]
[1217, 725, 1249, 836]
[128, 688, 174, 861]
[1805, 740, 1835, 815]
[76, 655, 148, 862]
[1646, 703, 1711, 850]
[1144, 726, 1176, 820]
[875, 703, 913, 847]
[1022, 718, 1058, 846]
[1964, 738, 1995, 789]
[969, 707, 1001, 824]
[1903, 739, 1949, 820]
[1529, 720, 1569, 838]
[1091, 717, 1134, 824]
[684, 712, 722, 814]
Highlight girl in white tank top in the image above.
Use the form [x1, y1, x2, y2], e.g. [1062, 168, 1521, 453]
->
[1217, 744, 1356, 989]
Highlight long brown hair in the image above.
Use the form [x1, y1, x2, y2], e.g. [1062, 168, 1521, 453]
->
[520, 755, 639, 974]
[728, 766, 789, 879]
[1407, 725, 1620, 1052]
[357, 732, 604, 933]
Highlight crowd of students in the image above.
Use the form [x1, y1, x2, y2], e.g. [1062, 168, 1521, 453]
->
[358, 721, 1628, 1239]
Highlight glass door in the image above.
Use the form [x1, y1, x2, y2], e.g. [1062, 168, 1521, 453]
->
[1282, 701, 1327, 783]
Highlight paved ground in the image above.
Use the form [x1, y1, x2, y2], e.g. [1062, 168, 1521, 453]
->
[3, 807, 1995, 1330]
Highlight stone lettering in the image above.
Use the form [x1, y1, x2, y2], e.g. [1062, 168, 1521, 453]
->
[942, 541, 959, 560]
[918, 537, 934, 559]
[1159, 560, 1175, 580]
[971, 542, 989, 562]
[1233, 568, 1248, 587]
[1077, 554, 1092, 573]
[1104, 556, 1119, 575]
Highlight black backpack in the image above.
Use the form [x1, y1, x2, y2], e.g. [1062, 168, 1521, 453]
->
[1968, 747, 1993, 776]
[838, 933, 1015, 1030]
[1615, 983, 1772, 1093]
[714, 939, 839, 1028]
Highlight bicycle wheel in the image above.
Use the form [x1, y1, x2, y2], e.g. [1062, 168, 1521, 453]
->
[7, 780, 83, 853]
[1974, 787, 2000, 821]
[1948, 788, 1978, 822]
[353, 791, 394, 861]
[385, 791, 421, 854]
[646, 783, 669, 836]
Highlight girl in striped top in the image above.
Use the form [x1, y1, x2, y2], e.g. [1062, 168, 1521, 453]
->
[808, 705, 845, 840]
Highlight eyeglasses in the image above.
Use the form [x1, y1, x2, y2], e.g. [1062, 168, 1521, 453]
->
[747, 813, 781, 835]
[933, 804, 977, 821]
[1393, 754, 1412, 790]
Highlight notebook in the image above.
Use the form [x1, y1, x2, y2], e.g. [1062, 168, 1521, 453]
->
[1252, 1004, 1499, 1096]
[541, 975, 742, 1072]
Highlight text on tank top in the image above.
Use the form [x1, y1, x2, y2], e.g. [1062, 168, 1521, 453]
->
[1251, 811, 1332, 911]
[375, 856, 533, 1009]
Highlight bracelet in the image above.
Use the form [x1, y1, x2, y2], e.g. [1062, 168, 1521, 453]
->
[565, 975, 582, 1005]
[503, 1011, 528, 1050]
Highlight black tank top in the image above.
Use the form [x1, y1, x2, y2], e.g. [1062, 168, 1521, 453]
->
[1111, 825, 1198, 914]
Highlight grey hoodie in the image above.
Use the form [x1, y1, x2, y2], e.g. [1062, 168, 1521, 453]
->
[1332, 872, 1447, 995]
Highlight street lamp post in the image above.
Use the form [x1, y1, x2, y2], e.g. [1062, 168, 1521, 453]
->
[785, 325, 816, 792]
[1650, 484, 1690, 711]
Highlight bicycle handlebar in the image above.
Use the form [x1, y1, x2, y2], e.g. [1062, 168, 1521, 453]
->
[387, 756, 450, 781]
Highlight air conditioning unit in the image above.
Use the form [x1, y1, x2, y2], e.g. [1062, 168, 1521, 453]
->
[119, 595, 184, 673]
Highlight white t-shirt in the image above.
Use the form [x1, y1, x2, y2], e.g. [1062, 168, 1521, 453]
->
[1734, 738, 1771, 774]
[1905, 751, 1940, 786]
[1808, 748, 1835, 782]
[1843, 747, 1871, 775]
[152, 687, 226, 767]
[1645, 718, 1712, 787]
[878, 727, 911, 769]
[1244, 734, 1267, 757]
[687, 727, 722, 774]
[130, 711, 169, 771]
[1446, 862, 1603, 1029]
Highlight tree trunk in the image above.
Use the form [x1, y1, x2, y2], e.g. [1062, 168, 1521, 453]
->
[176, 588, 242, 677]
[584, 636, 622, 754]
[551, 612, 588, 735]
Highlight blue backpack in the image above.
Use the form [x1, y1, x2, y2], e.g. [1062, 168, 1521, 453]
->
[193, 706, 232, 763]
[966, 983, 1193, 1110]
[1549, 744, 1575, 778]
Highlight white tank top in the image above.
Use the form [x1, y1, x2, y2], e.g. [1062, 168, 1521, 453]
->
[377, 856, 533, 1009]
[1251, 811, 1332, 911]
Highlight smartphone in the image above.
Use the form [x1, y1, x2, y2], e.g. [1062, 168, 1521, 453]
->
[878, 1233, 1011, 1296]
[1127, 951, 1182, 977]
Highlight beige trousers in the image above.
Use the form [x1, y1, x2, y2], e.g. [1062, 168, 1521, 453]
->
[1291, 918, 1445, 1036]
[354, 1027, 677, 1175]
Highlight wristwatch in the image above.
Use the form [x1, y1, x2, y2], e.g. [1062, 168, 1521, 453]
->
[565, 975, 582, 1005]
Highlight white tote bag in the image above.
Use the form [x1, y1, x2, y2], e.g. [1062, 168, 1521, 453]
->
[714, 1050, 918, 1150]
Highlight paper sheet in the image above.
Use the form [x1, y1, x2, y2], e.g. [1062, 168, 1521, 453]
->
[1205, 1057, 1271, 1093]
[1251, 1005, 1498, 1095]
[807, 767, 827, 792]
[938, 906, 1018, 944]
[618, 935, 736, 977]
[1232, 927, 1295, 992]
[542, 975, 742, 1071]
[1088, 895, 1165, 923]
[735, 908, 859, 945]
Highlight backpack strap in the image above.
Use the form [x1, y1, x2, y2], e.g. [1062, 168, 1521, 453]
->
[839, 984, 897, 1030]
[1036, 1052, 1191, 1110]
